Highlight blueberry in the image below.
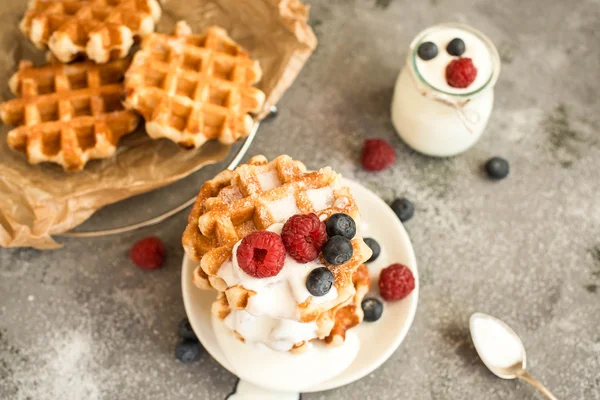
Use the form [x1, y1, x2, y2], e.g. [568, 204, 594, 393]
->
[306, 267, 334, 296]
[325, 213, 356, 239]
[322, 236, 353, 265]
[485, 157, 509, 180]
[179, 318, 198, 341]
[417, 42, 438, 61]
[175, 339, 201, 363]
[390, 198, 414, 222]
[361, 298, 383, 322]
[446, 38, 466, 56]
[363, 238, 380, 263]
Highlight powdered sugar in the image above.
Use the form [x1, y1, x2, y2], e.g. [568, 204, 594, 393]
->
[9, 327, 103, 400]
[266, 193, 301, 223]
[257, 170, 282, 191]
[306, 187, 334, 211]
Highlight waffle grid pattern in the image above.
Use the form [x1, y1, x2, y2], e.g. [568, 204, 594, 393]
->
[20, 0, 161, 63]
[125, 22, 265, 149]
[182, 155, 370, 323]
[0, 59, 140, 171]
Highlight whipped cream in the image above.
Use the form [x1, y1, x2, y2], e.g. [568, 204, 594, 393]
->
[214, 167, 358, 351]
[223, 310, 319, 352]
[218, 223, 339, 321]
[217, 221, 346, 351]
[414, 27, 492, 94]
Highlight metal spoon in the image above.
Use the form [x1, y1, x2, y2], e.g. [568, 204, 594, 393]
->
[469, 313, 557, 400]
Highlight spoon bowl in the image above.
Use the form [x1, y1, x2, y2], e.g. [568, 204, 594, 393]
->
[469, 313, 527, 379]
[469, 313, 557, 400]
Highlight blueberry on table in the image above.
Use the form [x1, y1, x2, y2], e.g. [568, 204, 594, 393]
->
[417, 41, 438, 61]
[179, 318, 198, 341]
[446, 38, 466, 56]
[325, 213, 356, 239]
[322, 236, 354, 265]
[306, 267, 335, 296]
[175, 339, 201, 363]
[363, 238, 381, 263]
[485, 157, 510, 180]
[361, 298, 384, 322]
[390, 198, 414, 222]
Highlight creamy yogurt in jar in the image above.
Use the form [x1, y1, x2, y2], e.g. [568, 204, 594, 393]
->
[391, 23, 501, 157]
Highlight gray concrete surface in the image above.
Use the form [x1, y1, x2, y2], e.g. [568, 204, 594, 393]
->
[1, 0, 600, 399]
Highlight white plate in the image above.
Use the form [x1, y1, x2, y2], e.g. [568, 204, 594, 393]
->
[181, 178, 419, 393]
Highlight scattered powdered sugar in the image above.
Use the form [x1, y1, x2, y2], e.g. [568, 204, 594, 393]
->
[265, 193, 300, 222]
[10, 327, 104, 400]
[306, 187, 334, 211]
[257, 170, 282, 191]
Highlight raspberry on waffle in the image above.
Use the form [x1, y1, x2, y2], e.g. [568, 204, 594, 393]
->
[124, 21, 266, 149]
[182, 155, 372, 325]
[20, 0, 161, 63]
[0, 58, 140, 171]
[210, 264, 371, 352]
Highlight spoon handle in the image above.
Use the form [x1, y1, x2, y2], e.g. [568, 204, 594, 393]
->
[517, 370, 558, 400]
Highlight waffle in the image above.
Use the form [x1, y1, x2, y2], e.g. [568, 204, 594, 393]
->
[0, 58, 140, 171]
[124, 21, 265, 149]
[211, 264, 371, 352]
[20, 0, 161, 63]
[182, 155, 372, 323]
[324, 264, 370, 346]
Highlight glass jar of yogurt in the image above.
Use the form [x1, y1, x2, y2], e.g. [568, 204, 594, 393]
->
[391, 23, 501, 157]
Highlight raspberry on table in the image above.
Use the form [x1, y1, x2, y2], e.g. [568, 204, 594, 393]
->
[379, 263, 415, 301]
[236, 231, 286, 278]
[445, 57, 478, 88]
[130, 236, 166, 270]
[281, 213, 328, 263]
[361, 138, 396, 172]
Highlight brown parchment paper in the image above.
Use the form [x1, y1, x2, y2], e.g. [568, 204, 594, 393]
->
[0, 0, 317, 249]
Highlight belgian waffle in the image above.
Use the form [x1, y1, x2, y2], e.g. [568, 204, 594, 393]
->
[124, 21, 265, 149]
[0, 58, 140, 171]
[324, 264, 370, 346]
[20, 0, 161, 63]
[182, 155, 372, 323]
[210, 264, 371, 352]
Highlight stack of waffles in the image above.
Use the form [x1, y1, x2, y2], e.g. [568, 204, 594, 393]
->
[182, 155, 372, 352]
[1, 2, 265, 171]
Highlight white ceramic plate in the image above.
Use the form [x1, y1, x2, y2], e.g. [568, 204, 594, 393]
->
[181, 178, 419, 393]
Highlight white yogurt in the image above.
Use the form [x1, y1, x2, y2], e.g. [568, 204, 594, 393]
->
[414, 27, 493, 95]
[223, 310, 320, 352]
[216, 223, 341, 350]
[218, 223, 339, 321]
[213, 315, 361, 392]
[391, 23, 500, 157]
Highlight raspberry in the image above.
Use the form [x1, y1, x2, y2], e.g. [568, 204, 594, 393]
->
[281, 213, 328, 263]
[130, 237, 166, 270]
[379, 263, 415, 301]
[236, 231, 286, 278]
[361, 139, 395, 171]
[445, 57, 477, 88]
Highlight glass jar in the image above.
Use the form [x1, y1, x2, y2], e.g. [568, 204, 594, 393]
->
[391, 23, 501, 157]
